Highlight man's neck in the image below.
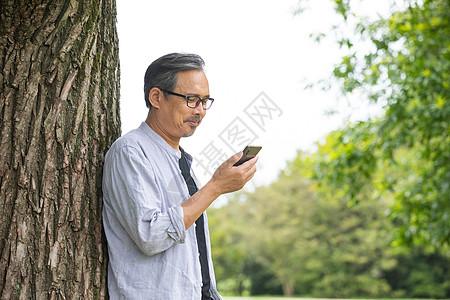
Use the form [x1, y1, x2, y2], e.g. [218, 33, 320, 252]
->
[145, 113, 180, 152]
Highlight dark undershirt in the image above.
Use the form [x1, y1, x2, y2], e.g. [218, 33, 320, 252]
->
[179, 149, 211, 300]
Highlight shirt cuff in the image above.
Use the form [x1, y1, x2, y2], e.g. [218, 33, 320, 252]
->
[167, 205, 186, 243]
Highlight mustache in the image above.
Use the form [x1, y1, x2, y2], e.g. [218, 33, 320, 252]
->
[184, 116, 202, 123]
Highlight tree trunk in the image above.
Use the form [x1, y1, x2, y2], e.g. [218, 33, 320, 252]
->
[0, 0, 120, 298]
[282, 280, 294, 297]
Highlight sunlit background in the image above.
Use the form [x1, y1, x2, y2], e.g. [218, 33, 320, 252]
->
[115, 0, 450, 298]
[116, 0, 388, 189]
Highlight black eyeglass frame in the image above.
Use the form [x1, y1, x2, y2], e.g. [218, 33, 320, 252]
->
[161, 89, 214, 110]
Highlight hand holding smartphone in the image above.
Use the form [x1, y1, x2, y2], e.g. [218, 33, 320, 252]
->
[233, 145, 262, 166]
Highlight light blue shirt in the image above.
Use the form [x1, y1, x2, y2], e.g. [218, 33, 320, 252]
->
[102, 122, 222, 300]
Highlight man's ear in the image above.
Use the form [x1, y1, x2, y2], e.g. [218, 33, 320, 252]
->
[148, 87, 163, 109]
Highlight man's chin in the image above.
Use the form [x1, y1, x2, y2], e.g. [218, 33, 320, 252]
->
[183, 126, 197, 137]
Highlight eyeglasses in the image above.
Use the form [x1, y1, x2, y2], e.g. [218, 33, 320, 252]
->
[162, 89, 214, 110]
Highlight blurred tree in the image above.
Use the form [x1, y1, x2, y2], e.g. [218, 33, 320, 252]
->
[209, 195, 284, 296]
[0, 0, 120, 298]
[243, 173, 317, 296]
[384, 246, 450, 298]
[245, 260, 284, 296]
[208, 195, 252, 296]
[209, 148, 450, 297]
[297, 0, 450, 247]
[286, 154, 395, 298]
[291, 136, 450, 297]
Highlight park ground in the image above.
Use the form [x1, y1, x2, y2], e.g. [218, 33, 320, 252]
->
[224, 298, 448, 300]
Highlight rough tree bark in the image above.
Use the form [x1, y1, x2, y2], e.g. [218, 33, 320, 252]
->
[0, 0, 120, 298]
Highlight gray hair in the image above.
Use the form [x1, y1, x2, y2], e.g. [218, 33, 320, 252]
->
[143, 53, 205, 109]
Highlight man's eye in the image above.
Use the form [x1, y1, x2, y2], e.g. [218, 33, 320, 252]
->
[187, 97, 200, 102]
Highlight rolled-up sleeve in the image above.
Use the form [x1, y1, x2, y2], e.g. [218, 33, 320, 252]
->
[104, 145, 186, 256]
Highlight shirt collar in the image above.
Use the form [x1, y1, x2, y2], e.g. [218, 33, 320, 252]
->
[138, 122, 182, 159]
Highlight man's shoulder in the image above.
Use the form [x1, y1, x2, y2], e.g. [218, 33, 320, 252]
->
[108, 128, 141, 151]
[107, 125, 158, 157]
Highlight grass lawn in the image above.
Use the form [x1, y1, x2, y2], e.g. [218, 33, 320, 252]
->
[223, 297, 312, 300]
[225, 298, 305, 300]
[224, 298, 364, 300]
[223, 298, 447, 300]
[224, 298, 345, 300]
[225, 298, 301, 300]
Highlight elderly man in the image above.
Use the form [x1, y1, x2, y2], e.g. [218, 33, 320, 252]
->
[102, 53, 258, 299]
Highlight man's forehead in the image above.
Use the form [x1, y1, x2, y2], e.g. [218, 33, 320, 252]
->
[176, 70, 209, 91]
[176, 69, 207, 80]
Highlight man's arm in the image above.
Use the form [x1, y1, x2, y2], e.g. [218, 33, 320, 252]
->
[181, 151, 258, 229]
[103, 145, 186, 256]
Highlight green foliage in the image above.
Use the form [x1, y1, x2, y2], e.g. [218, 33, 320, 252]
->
[209, 1, 450, 296]
[384, 246, 450, 297]
[286, 155, 395, 298]
[210, 152, 450, 297]
[243, 173, 318, 296]
[208, 196, 253, 296]
[212, 167, 388, 297]
[299, 0, 450, 247]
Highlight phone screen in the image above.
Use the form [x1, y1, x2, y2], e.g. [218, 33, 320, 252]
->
[233, 146, 262, 166]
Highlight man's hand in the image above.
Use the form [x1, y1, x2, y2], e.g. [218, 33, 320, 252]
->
[209, 151, 258, 195]
[181, 151, 258, 229]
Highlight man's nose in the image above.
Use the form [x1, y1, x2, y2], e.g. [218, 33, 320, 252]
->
[192, 102, 206, 114]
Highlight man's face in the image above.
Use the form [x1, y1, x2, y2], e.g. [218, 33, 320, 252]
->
[159, 69, 209, 138]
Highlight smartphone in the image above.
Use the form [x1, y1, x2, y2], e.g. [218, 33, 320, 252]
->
[233, 146, 262, 166]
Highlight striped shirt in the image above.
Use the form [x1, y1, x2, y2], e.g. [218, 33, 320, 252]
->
[102, 122, 222, 300]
